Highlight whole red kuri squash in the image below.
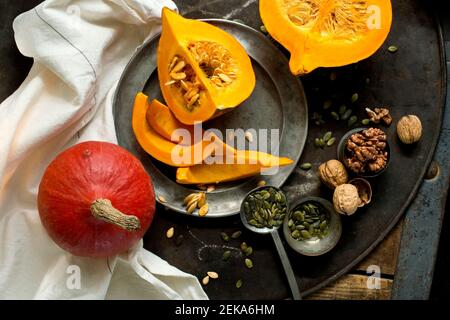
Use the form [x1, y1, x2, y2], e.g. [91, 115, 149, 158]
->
[37, 141, 155, 257]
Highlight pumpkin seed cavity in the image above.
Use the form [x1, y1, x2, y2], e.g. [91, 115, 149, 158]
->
[285, 0, 370, 39]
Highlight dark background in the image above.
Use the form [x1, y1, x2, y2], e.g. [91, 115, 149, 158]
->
[0, 0, 448, 299]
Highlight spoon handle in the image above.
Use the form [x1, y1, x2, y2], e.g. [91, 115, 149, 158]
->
[271, 231, 302, 300]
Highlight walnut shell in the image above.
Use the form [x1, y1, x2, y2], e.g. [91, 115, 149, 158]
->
[333, 184, 361, 216]
[397, 115, 422, 144]
[318, 160, 348, 189]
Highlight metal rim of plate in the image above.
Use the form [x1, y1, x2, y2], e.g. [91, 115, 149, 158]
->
[113, 19, 308, 218]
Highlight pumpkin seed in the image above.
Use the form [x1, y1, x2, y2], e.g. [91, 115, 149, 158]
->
[300, 163, 312, 170]
[245, 246, 253, 256]
[351, 93, 359, 103]
[206, 185, 216, 193]
[260, 25, 268, 33]
[388, 45, 398, 53]
[314, 138, 322, 148]
[202, 275, 210, 285]
[320, 220, 328, 230]
[300, 230, 311, 239]
[245, 258, 253, 269]
[236, 279, 243, 288]
[288, 219, 294, 227]
[331, 112, 340, 121]
[175, 234, 184, 246]
[198, 203, 209, 217]
[166, 227, 174, 239]
[257, 180, 266, 187]
[362, 118, 370, 125]
[341, 109, 353, 121]
[231, 231, 242, 239]
[348, 115, 358, 127]
[291, 230, 301, 239]
[222, 250, 231, 261]
[323, 99, 332, 110]
[323, 131, 332, 142]
[339, 105, 347, 115]
[326, 137, 336, 147]
[158, 195, 167, 203]
[197, 193, 206, 208]
[221, 232, 230, 242]
[184, 193, 198, 205]
[187, 201, 198, 214]
[207, 271, 219, 279]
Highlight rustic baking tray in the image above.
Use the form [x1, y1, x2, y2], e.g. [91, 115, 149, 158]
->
[125, 0, 445, 299]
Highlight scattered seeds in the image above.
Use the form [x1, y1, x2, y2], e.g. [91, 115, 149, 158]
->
[244, 258, 253, 269]
[175, 234, 184, 246]
[187, 201, 198, 214]
[236, 279, 243, 288]
[323, 131, 332, 142]
[260, 25, 268, 33]
[323, 100, 332, 110]
[341, 109, 353, 121]
[158, 195, 167, 203]
[348, 115, 358, 127]
[331, 111, 340, 121]
[240, 242, 248, 252]
[362, 118, 371, 125]
[257, 180, 267, 187]
[206, 185, 216, 193]
[388, 45, 398, 53]
[221, 232, 230, 242]
[326, 137, 336, 147]
[300, 163, 312, 170]
[207, 271, 219, 279]
[245, 246, 253, 256]
[231, 231, 242, 239]
[202, 275, 210, 285]
[199, 203, 209, 217]
[166, 227, 174, 239]
[222, 250, 231, 261]
[339, 105, 347, 115]
[351, 93, 359, 103]
[315, 138, 326, 148]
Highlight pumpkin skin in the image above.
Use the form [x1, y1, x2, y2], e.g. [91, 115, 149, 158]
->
[176, 150, 294, 184]
[37, 141, 155, 258]
[260, 0, 392, 75]
[158, 8, 256, 124]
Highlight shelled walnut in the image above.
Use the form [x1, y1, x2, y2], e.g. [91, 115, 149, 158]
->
[365, 107, 393, 126]
[345, 127, 389, 174]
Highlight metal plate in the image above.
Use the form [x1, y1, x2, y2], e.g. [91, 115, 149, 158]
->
[113, 20, 308, 217]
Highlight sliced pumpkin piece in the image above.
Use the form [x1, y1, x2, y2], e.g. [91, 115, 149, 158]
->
[133, 92, 218, 167]
[158, 8, 256, 124]
[260, 0, 392, 75]
[176, 150, 294, 184]
[146, 99, 194, 144]
[146, 98, 237, 155]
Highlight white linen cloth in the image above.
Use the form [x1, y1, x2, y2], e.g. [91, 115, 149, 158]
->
[0, 0, 207, 300]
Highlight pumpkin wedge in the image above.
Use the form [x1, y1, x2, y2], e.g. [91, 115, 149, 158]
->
[158, 8, 255, 124]
[176, 150, 294, 184]
[260, 0, 392, 75]
[133, 92, 219, 167]
[146, 98, 237, 156]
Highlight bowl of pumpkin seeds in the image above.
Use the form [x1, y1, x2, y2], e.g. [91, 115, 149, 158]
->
[283, 197, 342, 256]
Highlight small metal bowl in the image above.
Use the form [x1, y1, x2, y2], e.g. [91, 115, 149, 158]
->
[283, 197, 342, 256]
[240, 185, 289, 234]
[337, 127, 390, 178]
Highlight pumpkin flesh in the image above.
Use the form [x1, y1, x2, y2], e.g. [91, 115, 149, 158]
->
[260, 0, 392, 74]
[158, 8, 256, 124]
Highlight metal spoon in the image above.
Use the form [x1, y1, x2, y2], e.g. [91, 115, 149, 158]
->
[240, 186, 301, 300]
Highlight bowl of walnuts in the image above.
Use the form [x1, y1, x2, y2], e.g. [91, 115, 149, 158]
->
[337, 127, 390, 178]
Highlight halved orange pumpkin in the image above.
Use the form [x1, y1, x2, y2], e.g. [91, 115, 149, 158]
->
[260, 0, 392, 75]
[158, 8, 255, 124]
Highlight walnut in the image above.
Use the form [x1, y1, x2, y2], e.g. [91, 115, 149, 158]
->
[333, 184, 361, 216]
[366, 107, 393, 126]
[345, 128, 389, 174]
[318, 160, 348, 189]
[397, 115, 422, 144]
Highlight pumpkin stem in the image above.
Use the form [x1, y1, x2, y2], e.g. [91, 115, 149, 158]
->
[90, 199, 141, 231]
